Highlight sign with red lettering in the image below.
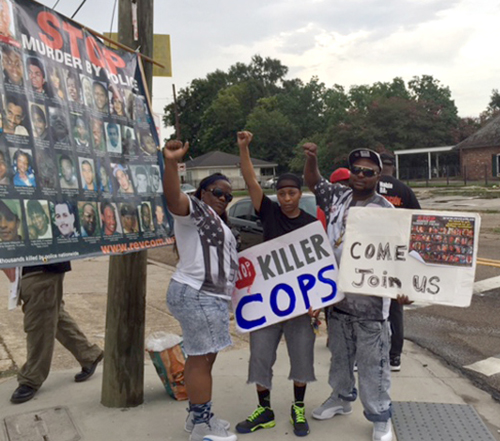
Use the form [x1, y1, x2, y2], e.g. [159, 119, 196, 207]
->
[231, 222, 344, 333]
[0, 0, 174, 268]
[236, 257, 255, 289]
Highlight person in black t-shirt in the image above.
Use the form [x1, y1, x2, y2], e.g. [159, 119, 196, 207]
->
[5, 262, 103, 404]
[236, 131, 317, 437]
[378, 152, 420, 372]
[378, 153, 420, 210]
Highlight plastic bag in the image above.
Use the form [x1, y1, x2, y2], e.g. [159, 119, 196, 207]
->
[146, 332, 188, 401]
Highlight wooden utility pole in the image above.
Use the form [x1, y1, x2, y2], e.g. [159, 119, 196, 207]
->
[101, 0, 154, 408]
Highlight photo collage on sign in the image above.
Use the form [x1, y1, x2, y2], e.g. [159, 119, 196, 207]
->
[409, 215, 475, 267]
[0, 0, 173, 254]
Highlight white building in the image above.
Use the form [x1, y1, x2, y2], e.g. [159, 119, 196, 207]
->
[184, 151, 277, 190]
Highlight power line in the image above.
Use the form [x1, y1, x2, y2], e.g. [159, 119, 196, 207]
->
[52, 0, 60, 9]
[71, 0, 87, 19]
[109, 0, 118, 36]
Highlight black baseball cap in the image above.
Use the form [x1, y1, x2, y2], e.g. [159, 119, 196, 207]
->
[380, 152, 395, 165]
[348, 149, 383, 171]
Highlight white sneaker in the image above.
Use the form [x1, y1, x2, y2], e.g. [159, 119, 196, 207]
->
[185, 411, 230, 433]
[372, 420, 393, 441]
[312, 394, 352, 420]
[189, 418, 237, 441]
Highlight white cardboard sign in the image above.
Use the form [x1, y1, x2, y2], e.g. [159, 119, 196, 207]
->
[338, 207, 480, 307]
[232, 221, 344, 333]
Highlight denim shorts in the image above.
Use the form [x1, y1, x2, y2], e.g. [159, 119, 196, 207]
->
[166, 279, 232, 356]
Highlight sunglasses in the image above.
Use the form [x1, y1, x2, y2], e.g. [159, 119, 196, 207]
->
[350, 166, 378, 178]
[207, 187, 233, 203]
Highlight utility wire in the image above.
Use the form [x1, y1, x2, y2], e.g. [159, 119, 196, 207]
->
[109, 0, 118, 38]
[52, 0, 60, 9]
[71, 0, 87, 19]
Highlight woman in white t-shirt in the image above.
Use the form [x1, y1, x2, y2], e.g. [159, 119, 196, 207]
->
[162, 140, 238, 441]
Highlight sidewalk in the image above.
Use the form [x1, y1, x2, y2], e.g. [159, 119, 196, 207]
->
[1, 257, 500, 440]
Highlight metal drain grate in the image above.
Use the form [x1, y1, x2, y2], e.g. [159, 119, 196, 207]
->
[392, 402, 496, 441]
[4, 406, 80, 441]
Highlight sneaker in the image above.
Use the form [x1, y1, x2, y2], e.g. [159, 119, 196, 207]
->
[372, 420, 393, 441]
[390, 356, 401, 372]
[290, 403, 309, 437]
[185, 412, 230, 433]
[235, 405, 275, 433]
[189, 419, 237, 441]
[312, 395, 352, 420]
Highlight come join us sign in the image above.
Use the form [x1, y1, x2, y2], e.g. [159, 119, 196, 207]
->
[231, 222, 344, 333]
[338, 207, 481, 307]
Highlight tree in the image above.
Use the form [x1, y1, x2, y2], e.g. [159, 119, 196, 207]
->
[245, 97, 299, 169]
[163, 55, 289, 156]
[198, 85, 246, 154]
[480, 89, 500, 123]
[277, 77, 328, 140]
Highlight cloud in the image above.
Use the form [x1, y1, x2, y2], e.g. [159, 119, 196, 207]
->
[38, 0, 500, 117]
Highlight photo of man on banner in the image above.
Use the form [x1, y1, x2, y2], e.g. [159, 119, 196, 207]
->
[0, 0, 169, 268]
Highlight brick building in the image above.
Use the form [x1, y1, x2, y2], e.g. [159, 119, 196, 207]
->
[455, 114, 500, 180]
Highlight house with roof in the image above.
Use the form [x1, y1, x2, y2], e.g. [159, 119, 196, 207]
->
[183, 151, 278, 190]
[455, 113, 500, 180]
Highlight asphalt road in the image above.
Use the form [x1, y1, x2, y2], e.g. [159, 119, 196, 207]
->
[401, 189, 500, 402]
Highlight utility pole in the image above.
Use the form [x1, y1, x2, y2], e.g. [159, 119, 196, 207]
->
[101, 0, 154, 408]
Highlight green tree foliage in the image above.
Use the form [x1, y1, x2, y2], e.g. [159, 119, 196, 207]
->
[164, 55, 288, 157]
[164, 57, 470, 173]
[479, 89, 500, 123]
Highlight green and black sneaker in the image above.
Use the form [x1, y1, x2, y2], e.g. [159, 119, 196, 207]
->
[290, 402, 310, 437]
[236, 405, 276, 433]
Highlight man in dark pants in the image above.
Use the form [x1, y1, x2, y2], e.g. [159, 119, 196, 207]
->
[378, 152, 420, 372]
[9, 262, 104, 404]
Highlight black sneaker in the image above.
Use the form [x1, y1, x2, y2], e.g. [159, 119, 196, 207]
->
[236, 405, 275, 433]
[390, 356, 401, 372]
[290, 402, 310, 437]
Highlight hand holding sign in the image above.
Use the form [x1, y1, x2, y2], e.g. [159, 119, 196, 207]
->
[232, 222, 344, 333]
[338, 207, 480, 307]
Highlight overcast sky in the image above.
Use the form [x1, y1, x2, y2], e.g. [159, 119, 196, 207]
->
[38, 0, 500, 138]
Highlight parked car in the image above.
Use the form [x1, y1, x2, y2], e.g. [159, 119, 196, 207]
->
[228, 193, 318, 250]
[180, 183, 196, 195]
[263, 177, 278, 189]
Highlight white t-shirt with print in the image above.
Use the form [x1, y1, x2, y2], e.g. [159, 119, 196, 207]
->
[171, 196, 238, 300]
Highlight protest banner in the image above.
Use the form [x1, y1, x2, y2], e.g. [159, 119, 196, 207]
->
[231, 221, 344, 333]
[338, 207, 480, 307]
[0, 0, 174, 268]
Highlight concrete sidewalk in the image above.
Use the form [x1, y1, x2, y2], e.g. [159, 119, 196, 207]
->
[1, 257, 500, 440]
[1, 339, 500, 441]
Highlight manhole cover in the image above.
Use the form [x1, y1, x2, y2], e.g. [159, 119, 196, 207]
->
[4, 406, 80, 441]
[392, 402, 496, 441]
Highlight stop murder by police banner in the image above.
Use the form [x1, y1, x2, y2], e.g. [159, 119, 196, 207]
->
[0, 0, 175, 268]
[231, 222, 345, 333]
[337, 207, 481, 307]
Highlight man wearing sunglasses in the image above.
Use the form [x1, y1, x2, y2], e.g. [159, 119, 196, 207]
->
[303, 144, 395, 441]
[236, 131, 317, 437]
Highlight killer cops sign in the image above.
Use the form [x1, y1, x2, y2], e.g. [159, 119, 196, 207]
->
[232, 221, 344, 333]
[338, 207, 480, 307]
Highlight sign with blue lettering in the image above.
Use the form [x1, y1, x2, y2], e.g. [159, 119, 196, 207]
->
[231, 221, 344, 333]
[338, 207, 480, 307]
